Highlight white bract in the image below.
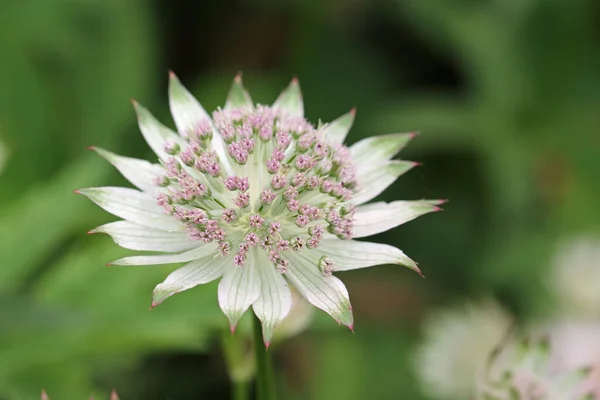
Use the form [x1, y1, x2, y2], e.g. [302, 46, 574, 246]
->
[79, 74, 442, 345]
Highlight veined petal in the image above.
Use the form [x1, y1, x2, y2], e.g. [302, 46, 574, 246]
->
[284, 251, 353, 328]
[152, 253, 231, 306]
[77, 187, 181, 231]
[133, 101, 185, 162]
[110, 242, 218, 266]
[353, 160, 416, 205]
[321, 109, 355, 145]
[317, 239, 422, 276]
[252, 252, 292, 346]
[218, 249, 261, 330]
[225, 74, 254, 110]
[168, 71, 211, 133]
[352, 200, 442, 238]
[90, 221, 196, 252]
[350, 132, 415, 167]
[273, 78, 303, 117]
[91, 147, 164, 194]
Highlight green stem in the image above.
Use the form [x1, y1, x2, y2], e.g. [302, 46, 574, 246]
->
[220, 331, 252, 400]
[253, 313, 276, 400]
[232, 379, 249, 400]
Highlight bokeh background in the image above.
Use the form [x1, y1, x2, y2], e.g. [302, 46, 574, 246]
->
[1, 0, 600, 399]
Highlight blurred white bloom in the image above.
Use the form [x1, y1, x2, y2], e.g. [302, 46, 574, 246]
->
[414, 300, 512, 400]
[550, 235, 600, 317]
[550, 320, 600, 371]
[478, 335, 595, 400]
[549, 319, 600, 398]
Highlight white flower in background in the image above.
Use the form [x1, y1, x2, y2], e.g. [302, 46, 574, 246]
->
[478, 335, 595, 400]
[548, 320, 600, 398]
[550, 235, 600, 318]
[414, 300, 512, 400]
[79, 73, 443, 345]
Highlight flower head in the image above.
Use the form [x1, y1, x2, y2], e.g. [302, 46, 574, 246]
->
[79, 73, 442, 344]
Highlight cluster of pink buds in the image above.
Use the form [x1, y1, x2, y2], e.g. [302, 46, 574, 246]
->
[152, 103, 357, 273]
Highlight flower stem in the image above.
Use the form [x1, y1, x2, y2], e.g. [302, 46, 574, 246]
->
[253, 313, 276, 400]
[232, 379, 249, 400]
[220, 330, 253, 400]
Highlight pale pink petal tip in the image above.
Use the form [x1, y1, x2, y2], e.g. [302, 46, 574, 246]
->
[86, 145, 96, 151]
[230, 323, 237, 334]
[110, 389, 119, 400]
[291, 76, 299, 84]
[348, 324, 355, 333]
[73, 189, 81, 194]
[234, 72, 243, 82]
[41, 390, 50, 400]
[264, 340, 271, 350]
[412, 161, 423, 167]
[105, 263, 113, 267]
[433, 206, 444, 212]
[436, 199, 449, 205]
[409, 131, 420, 138]
[150, 301, 159, 309]
[130, 98, 138, 107]
[168, 70, 176, 79]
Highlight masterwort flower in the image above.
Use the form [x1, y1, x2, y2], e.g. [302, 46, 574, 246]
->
[477, 335, 595, 400]
[79, 73, 442, 345]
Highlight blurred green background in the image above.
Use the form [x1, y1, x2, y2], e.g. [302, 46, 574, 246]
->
[1, 0, 599, 399]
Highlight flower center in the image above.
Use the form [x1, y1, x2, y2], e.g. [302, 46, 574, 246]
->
[155, 105, 356, 270]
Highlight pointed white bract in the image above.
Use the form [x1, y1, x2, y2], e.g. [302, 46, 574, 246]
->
[92, 147, 165, 194]
[352, 200, 442, 238]
[78, 187, 181, 231]
[153, 253, 230, 306]
[218, 249, 261, 330]
[252, 249, 292, 345]
[353, 160, 416, 204]
[350, 132, 415, 167]
[80, 73, 442, 343]
[272, 78, 303, 117]
[91, 221, 195, 252]
[321, 109, 355, 145]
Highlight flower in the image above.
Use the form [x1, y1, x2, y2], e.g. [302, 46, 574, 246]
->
[414, 300, 513, 399]
[477, 335, 595, 400]
[548, 319, 600, 398]
[79, 73, 442, 345]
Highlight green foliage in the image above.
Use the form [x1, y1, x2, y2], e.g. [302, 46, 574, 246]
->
[1, 0, 599, 398]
